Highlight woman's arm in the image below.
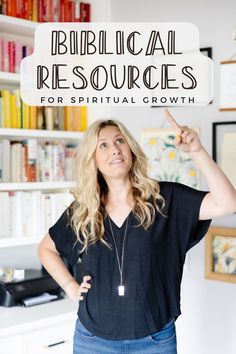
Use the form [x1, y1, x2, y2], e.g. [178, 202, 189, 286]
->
[164, 109, 236, 220]
[189, 147, 236, 220]
[38, 234, 90, 300]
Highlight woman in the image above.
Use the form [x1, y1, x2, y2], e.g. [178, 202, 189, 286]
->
[38, 109, 236, 354]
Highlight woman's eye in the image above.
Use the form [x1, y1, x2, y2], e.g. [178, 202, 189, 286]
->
[100, 143, 106, 148]
[116, 138, 124, 144]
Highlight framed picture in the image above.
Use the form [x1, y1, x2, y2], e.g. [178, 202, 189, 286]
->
[140, 127, 200, 188]
[200, 47, 212, 59]
[212, 121, 236, 189]
[205, 227, 236, 283]
[200, 47, 213, 104]
[219, 61, 236, 111]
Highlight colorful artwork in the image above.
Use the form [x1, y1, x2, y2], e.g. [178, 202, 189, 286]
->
[140, 128, 199, 188]
[205, 227, 236, 283]
[213, 235, 236, 274]
[213, 122, 236, 189]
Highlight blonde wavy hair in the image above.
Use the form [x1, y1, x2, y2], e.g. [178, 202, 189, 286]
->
[68, 119, 167, 254]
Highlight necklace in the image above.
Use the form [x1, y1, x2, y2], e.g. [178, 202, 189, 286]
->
[108, 210, 131, 296]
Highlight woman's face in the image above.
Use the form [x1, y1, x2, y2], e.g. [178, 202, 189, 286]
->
[94, 125, 133, 180]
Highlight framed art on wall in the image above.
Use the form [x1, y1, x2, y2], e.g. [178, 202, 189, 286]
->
[140, 127, 200, 188]
[212, 121, 236, 189]
[200, 47, 212, 59]
[205, 227, 236, 283]
[200, 47, 213, 104]
[219, 61, 236, 111]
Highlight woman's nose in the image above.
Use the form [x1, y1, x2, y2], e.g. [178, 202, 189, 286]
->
[112, 144, 121, 154]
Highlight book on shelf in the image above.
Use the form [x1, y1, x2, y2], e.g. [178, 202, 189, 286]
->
[0, 89, 88, 131]
[0, 190, 73, 238]
[11, 141, 23, 182]
[0, 1, 91, 23]
[0, 140, 2, 180]
[0, 38, 33, 73]
[0, 191, 10, 237]
[27, 138, 37, 182]
[1, 139, 10, 182]
[0, 138, 77, 183]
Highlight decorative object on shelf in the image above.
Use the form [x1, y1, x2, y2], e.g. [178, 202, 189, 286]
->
[212, 121, 236, 189]
[0, 267, 25, 282]
[219, 60, 236, 111]
[140, 127, 200, 188]
[205, 227, 236, 284]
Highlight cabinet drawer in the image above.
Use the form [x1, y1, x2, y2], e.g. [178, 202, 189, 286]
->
[0, 336, 23, 354]
[22, 321, 75, 354]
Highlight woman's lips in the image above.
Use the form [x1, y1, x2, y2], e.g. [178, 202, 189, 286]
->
[110, 158, 124, 165]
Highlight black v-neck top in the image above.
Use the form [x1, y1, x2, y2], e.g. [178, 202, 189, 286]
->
[48, 181, 212, 340]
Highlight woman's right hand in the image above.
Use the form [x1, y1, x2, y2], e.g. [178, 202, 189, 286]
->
[65, 275, 92, 301]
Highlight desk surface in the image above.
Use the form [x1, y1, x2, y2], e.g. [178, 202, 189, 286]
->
[0, 297, 78, 337]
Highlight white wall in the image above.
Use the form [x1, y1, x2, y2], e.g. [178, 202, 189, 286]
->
[109, 1, 236, 354]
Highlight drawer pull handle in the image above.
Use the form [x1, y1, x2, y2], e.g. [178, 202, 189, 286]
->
[46, 340, 67, 348]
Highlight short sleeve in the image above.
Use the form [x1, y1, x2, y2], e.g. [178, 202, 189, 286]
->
[48, 209, 83, 266]
[171, 182, 212, 252]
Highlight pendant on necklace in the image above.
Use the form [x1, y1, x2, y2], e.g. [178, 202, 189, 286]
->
[118, 285, 125, 296]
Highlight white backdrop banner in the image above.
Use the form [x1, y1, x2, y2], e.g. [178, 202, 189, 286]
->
[20, 22, 213, 106]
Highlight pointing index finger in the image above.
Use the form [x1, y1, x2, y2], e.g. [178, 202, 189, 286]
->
[164, 108, 181, 131]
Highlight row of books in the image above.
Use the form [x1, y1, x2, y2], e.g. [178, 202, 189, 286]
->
[0, 1, 91, 22]
[0, 139, 77, 182]
[0, 38, 33, 73]
[0, 90, 87, 130]
[0, 191, 73, 238]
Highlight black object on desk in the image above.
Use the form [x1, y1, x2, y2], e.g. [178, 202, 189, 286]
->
[0, 268, 62, 307]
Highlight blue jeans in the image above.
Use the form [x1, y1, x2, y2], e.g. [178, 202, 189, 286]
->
[73, 317, 177, 354]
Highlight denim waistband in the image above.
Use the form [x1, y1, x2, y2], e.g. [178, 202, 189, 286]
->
[161, 318, 175, 329]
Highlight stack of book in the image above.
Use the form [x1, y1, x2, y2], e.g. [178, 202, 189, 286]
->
[0, 190, 74, 238]
[0, 1, 91, 22]
[0, 39, 33, 73]
[0, 90, 87, 130]
[0, 139, 77, 182]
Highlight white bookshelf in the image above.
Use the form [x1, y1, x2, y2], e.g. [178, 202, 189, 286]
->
[0, 7, 109, 353]
[0, 16, 84, 248]
[0, 128, 84, 141]
[0, 181, 76, 191]
[0, 14, 38, 36]
[0, 7, 110, 250]
[0, 72, 20, 85]
[0, 236, 42, 248]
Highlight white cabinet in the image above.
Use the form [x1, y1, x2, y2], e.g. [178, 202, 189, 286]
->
[22, 321, 74, 354]
[0, 336, 23, 354]
[1, 321, 74, 354]
[0, 298, 78, 354]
